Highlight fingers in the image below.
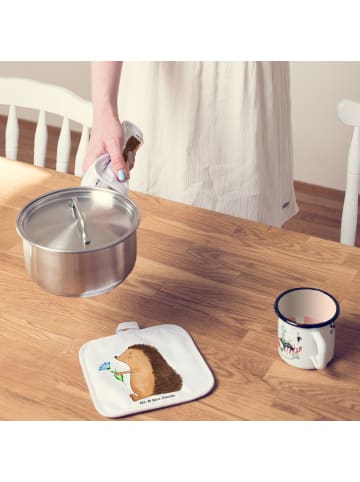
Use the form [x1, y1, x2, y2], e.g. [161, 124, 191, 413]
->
[114, 150, 136, 181]
[108, 141, 127, 181]
[82, 128, 134, 181]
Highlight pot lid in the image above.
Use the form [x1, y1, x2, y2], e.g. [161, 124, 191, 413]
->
[16, 187, 140, 253]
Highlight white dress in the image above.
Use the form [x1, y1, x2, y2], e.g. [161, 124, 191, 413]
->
[118, 61, 298, 227]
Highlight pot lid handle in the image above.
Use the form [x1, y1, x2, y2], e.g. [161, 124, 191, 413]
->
[70, 197, 91, 247]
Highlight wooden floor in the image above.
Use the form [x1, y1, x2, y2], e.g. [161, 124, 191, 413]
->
[285, 181, 360, 246]
[1, 115, 359, 245]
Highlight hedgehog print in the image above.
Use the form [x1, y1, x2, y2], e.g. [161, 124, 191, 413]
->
[113, 344, 183, 402]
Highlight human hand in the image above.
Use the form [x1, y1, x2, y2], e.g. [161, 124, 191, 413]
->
[83, 111, 128, 181]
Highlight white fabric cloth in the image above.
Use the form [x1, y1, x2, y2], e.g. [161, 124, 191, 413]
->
[117, 61, 298, 227]
[79, 322, 215, 418]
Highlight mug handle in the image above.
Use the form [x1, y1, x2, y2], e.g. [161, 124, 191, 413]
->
[310, 330, 327, 369]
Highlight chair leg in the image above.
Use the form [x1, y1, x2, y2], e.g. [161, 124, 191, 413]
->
[56, 117, 71, 173]
[341, 173, 359, 245]
[74, 125, 90, 177]
[340, 127, 360, 246]
[5, 105, 19, 160]
[34, 110, 48, 167]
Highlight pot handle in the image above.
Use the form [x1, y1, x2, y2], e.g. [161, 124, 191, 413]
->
[70, 197, 90, 246]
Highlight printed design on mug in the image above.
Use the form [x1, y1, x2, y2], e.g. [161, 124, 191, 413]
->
[100, 344, 183, 402]
[330, 321, 336, 335]
[278, 323, 303, 360]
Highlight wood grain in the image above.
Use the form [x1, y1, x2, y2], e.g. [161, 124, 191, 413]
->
[1, 157, 360, 421]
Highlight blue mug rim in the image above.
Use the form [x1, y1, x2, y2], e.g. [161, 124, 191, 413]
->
[274, 287, 340, 329]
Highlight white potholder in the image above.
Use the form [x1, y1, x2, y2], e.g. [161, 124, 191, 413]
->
[79, 322, 215, 418]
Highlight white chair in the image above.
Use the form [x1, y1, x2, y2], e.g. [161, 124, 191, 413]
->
[337, 99, 360, 246]
[0, 77, 92, 176]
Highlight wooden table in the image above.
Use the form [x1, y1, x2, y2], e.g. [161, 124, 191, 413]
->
[1, 157, 360, 421]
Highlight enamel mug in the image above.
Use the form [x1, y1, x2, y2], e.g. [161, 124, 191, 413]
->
[274, 287, 340, 369]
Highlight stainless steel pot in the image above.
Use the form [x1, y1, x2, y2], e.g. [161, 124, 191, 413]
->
[16, 187, 140, 297]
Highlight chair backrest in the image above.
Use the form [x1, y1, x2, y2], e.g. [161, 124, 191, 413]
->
[337, 99, 360, 246]
[0, 77, 92, 176]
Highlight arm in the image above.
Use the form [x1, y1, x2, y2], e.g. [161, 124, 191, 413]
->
[83, 61, 127, 180]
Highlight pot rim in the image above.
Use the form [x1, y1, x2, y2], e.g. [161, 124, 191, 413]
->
[16, 186, 141, 254]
